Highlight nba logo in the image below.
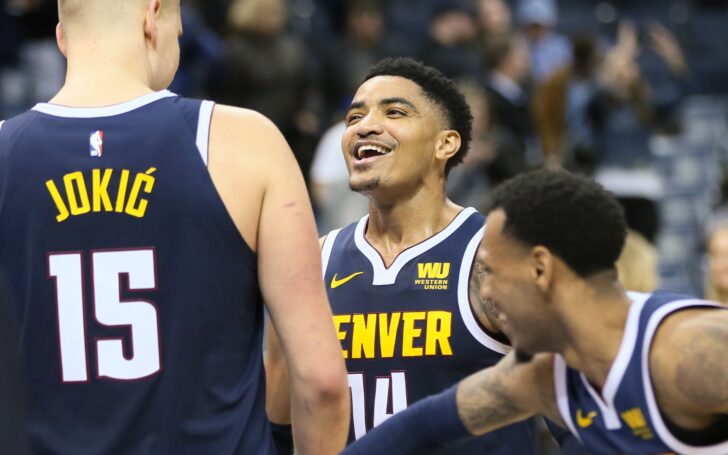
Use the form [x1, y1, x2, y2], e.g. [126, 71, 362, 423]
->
[89, 130, 104, 157]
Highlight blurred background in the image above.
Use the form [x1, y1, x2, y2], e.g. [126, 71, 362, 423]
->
[2, 0, 728, 302]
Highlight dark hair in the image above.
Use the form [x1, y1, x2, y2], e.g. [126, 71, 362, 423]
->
[484, 170, 627, 277]
[364, 57, 473, 176]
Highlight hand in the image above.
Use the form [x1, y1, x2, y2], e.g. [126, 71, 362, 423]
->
[647, 21, 687, 75]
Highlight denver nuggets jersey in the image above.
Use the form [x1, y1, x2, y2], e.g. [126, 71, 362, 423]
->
[554, 291, 728, 455]
[322, 208, 537, 453]
[0, 92, 275, 454]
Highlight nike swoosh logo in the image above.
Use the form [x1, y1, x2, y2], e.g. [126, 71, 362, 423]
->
[576, 409, 597, 428]
[330, 272, 364, 289]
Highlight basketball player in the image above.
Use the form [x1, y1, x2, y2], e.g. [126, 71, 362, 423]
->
[266, 58, 581, 453]
[341, 169, 728, 455]
[0, 0, 349, 453]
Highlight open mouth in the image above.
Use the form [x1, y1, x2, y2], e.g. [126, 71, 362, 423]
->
[354, 143, 392, 161]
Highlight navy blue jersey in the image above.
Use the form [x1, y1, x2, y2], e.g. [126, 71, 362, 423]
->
[554, 291, 728, 455]
[0, 92, 275, 454]
[322, 208, 537, 454]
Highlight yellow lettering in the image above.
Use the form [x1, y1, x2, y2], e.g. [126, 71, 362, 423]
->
[63, 171, 90, 216]
[125, 167, 156, 218]
[417, 263, 450, 279]
[46, 180, 70, 223]
[426, 311, 452, 355]
[379, 312, 400, 358]
[115, 169, 130, 212]
[401, 312, 425, 357]
[92, 169, 113, 212]
[332, 314, 351, 359]
[351, 314, 377, 359]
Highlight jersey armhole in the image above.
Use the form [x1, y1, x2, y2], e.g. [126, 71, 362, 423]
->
[457, 226, 511, 354]
[196, 101, 215, 166]
[320, 228, 341, 278]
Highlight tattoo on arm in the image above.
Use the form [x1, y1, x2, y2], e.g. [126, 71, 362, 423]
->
[470, 258, 497, 319]
[459, 375, 523, 434]
[673, 321, 728, 410]
[458, 354, 547, 435]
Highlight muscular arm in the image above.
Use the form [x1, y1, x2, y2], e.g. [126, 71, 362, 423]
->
[210, 106, 349, 455]
[342, 352, 561, 454]
[651, 308, 728, 430]
[458, 352, 563, 434]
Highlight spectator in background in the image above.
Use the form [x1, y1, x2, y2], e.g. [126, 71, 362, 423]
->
[588, 21, 687, 244]
[616, 229, 660, 292]
[421, 0, 482, 80]
[216, 0, 320, 177]
[0, 0, 64, 117]
[476, 0, 512, 47]
[532, 35, 600, 172]
[482, 33, 533, 185]
[447, 78, 497, 209]
[516, 0, 571, 83]
[170, 2, 225, 98]
[381, 0, 435, 56]
[320, 0, 403, 123]
[706, 224, 728, 304]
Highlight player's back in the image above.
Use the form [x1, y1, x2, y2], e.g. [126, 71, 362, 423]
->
[0, 91, 275, 454]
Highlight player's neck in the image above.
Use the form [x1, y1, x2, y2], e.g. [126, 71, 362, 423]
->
[365, 193, 462, 267]
[50, 44, 156, 107]
[557, 279, 631, 392]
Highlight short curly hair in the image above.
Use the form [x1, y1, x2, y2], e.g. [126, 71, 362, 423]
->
[483, 170, 627, 277]
[364, 57, 473, 176]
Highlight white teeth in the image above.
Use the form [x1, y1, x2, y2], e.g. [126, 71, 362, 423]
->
[356, 145, 389, 159]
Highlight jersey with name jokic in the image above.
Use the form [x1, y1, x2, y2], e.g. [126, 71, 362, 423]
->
[0, 92, 274, 455]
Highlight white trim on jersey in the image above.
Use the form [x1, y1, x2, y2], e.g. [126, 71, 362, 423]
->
[195, 100, 214, 166]
[31, 90, 176, 118]
[456, 225, 510, 354]
[320, 228, 342, 278]
[353, 207, 477, 285]
[640, 299, 728, 455]
[0, 120, 4, 133]
[553, 354, 583, 443]
[576, 292, 650, 430]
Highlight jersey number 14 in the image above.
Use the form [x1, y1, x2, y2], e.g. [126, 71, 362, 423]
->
[349, 371, 408, 439]
[49, 249, 161, 383]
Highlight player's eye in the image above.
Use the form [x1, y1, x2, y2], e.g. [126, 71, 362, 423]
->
[345, 113, 363, 125]
[387, 108, 406, 117]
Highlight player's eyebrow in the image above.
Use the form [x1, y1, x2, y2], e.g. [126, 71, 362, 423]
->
[380, 97, 419, 112]
[346, 97, 420, 115]
[346, 100, 366, 114]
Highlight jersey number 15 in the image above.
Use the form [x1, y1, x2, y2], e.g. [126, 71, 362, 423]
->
[49, 249, 161, 383]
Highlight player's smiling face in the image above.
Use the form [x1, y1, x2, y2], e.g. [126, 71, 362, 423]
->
[478, 209, 551, 357]
[342, 75, 449, 194]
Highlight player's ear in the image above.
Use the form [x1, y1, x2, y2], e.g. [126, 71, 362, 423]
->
[144, 0, 162, 48]
[434, 130, 461, 162]
[531, 246, 554, 292]
[55, 23, 68, 58]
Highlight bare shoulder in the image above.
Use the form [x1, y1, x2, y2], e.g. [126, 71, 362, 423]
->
[207, 105, 303, 251]
[210, 105, 292, 163]
[651, 307, 728, 421]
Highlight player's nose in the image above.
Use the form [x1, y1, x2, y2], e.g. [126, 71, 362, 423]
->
[355, 112, 384, 137]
